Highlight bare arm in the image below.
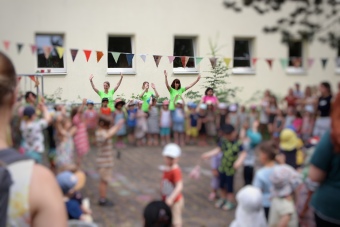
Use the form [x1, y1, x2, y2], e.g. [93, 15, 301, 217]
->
[41, 104, 51, 124]
[113, 72, 123, 92]
[309, 165, 326, 183]
[106, 119, 125, 138]
[233, 151, 247, 169]
[185, 75, 201, 91]
[201, 147, 221, 160]
[166, 180, 183, 205]
[89, 74, 99, 94]
[164, 70, 171, 92]
[278, 214, 291, 227]
[151, 83, 159, 98]
[78, 98, 87, 114]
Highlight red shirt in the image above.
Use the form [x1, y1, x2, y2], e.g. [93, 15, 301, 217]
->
[161, 167, 183, 203]
[285, 96, 297, 107]
[100, 107, 111, 116]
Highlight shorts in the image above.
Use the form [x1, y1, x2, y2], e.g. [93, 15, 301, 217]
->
[160, 127, 171, 136]
[98, 167, 113, 183]
[173, 123, 184, 133]
[186, 127, 198, 137]
[219, 172, 234, 193]
[25, 150, 42, 164]
[172, 198, 184, 226]
[127, 126, 136, 134]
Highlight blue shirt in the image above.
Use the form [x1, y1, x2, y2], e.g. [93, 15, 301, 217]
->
[253, 166, 275, 208]
[190, 113, 198, 127]
[127, 109, 137, 127]
[65, 199, 82, 220]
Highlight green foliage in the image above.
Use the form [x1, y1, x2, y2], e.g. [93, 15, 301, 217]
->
[44, 87, 67, 104]
[157, 96, 169, 103]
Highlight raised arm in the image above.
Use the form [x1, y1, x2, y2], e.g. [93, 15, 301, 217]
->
[164, 70, 171, 92]
[201, 147, 221, 160]
[89, 74, 99, 94]
[185, 75, 201, 91]
[139, 87, 147, 98]
[78, 98, 87, 114]
[106, 118, 125, 138]
[151, 83, 159, 98]
[113, 72, 123, 92]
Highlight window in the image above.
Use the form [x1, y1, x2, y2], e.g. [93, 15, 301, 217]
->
[232, 39, 254, 74]
[287, 40, 305, 74]
[35, 34, 66, 74]
[173, 38, 197, 74]
[107, 36, 134, 74]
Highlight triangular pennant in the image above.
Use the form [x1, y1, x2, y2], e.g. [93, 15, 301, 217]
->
[266, 59, 274, 70]
[96, 51, 104, 63]
[55, 46, 64, 59]
[153, 55, 162, 67]
[223, 58, 231, 67]
[321, 58, 328, 69]
[126, 54, 134, 66]
[70, 49, 79, 62]
[252, 58, 258, 66]
[307, 58, 314, 69]
[209, 57, 217, 69]
[195, 57, 203, 65]
[29, 75, 36, 83]
[168, 56, 176, 64]
[30, 45, 37, 54]
[292, 57, 302, 67]
[336, 57, 340, 68]
[3, 41, 10, 51]
[280, 58, 288, 69]
[17, 43, 23, 54]
[43, 46, 52, 59]
[17, 76, 22, 82]
[111, 52, 121, 63]
[140, 54, 147, 62]
[181, 56, 190, 68]
[83, 50, 92, 62]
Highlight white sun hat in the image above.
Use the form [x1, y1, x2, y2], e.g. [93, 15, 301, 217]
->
[162, 143, 181, 158]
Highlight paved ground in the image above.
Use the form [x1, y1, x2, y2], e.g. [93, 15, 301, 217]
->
[80, 144, 245, 227]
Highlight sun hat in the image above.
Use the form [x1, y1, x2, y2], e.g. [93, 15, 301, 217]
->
[162, 143, 181, 158]
[23, 106, 36, 118]
[229, 104, 237, 112]
[176, 100, 183, 105]
[247, 130, 262, 148]
[163, 100, 169, 105]
[218, 103, 227, 110]
[73, 170, 86, 191]
[279, 129, 299, 150]
[86, 99, 94, 105]
[56, 171, 78, 195]
[199, 103, 207, 110]
[128, 100, 137, 106]
[114, 98, 126, 108]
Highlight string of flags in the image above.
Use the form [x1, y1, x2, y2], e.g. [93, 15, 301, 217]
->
[2, 40, 340, 71]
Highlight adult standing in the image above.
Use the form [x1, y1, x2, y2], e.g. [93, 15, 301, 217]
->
[313, 82, 332, 137]
[300, 86, 317, 114]
[259, 90, 271, 140]
[89, 73, 123, 111]
[308, 92, 340, 227]
[164, 70, 200, 111]
[139, 81, 159, 112]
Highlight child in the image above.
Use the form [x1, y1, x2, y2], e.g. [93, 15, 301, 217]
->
[284, 107, 296, 129]
[202, 124, 247, 211]
[112, 98, 127, 149]
[205, 101, 217, 139]
[228, 104, 240, 133]
[268, 164, 301, 227]
[202, 87, 219, 106]
[172, 96, 186, 146]
[238, 106, 248, 132]
[301, 106, 315, 143]
[100, 98, 111, 116]
[279, 128, 299, 169]
[126, 100, 138, 145]
[216, 103, 228, 133]
[292, 111, 303, 136]
[20, 103, 51, 163]
[267, 95, 278, 137]
[71, 98, 90, 168]
[83, 100, 98, 146]
[96, 115, 124, 206]
[252, 141, 278, 220]
[197, 103, 208, 146]
[143, 201, 172, 227]
[135, 101, 148, 146]
[161, 143, 184, 227]
[186, 102, 198, 145]
[249, 105, 258, 130]
[230, 186, 268, 227]
[272, 109, 285, 143]
[147, 98, 160, 146]
[208, 151, 222, 201]
[160, 100, 171, 146]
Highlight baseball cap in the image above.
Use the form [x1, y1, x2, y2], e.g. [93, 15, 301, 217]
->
[162, 143, 181, 158]
[102, 97, 109, 103]
[86, 99, 94, 105]
[221, 124, 235, 134]
[56, 171, 78, 194]
[23, 106, 36, 118]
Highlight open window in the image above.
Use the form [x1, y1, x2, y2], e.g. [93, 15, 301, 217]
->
[232, 38, 255, 74]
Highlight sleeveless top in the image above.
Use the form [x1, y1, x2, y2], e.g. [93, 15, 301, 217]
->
[160, 110, 171, 128]
[7, 159, 35, 227]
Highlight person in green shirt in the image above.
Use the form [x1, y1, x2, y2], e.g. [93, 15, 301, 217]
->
[139, 81, 159, 112]
[89, 73, 123, 111]
[164, 70, 201, 111]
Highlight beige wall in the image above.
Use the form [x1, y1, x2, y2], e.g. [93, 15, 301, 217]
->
[0, 0, 339, 104]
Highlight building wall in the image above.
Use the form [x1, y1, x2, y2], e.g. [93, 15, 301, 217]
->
[0, 0, 339, 104]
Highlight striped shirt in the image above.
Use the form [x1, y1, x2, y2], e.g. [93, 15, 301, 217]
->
[95, 129, 114, 168]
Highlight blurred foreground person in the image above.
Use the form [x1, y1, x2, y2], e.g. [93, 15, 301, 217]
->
[143, 201, 172, 227]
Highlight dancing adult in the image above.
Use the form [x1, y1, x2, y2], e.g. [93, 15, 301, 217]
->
[164, 70, 200, 111]
[89, 73, 123, 111]
[139, 81, 159, 112]
[313, 82, 332, 137]
[0, 52, 66, 226]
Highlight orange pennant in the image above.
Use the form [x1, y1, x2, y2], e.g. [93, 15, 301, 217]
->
[84, 50, 92, 62]
[29, 75, 36, 83]
[43, 46, 52, 59]
[181, 56, 190, 68]
[252, 58, 258, 66]
[96, 51, 104, 63]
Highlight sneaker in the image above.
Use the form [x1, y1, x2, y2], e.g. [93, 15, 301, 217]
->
[214, 198, 226, 208]
[222, 201, 235, 211]
[98, 198, 114, 207]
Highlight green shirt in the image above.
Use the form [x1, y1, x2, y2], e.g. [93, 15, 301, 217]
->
[218, 139, 243, 176]
[98, 89, 115, 111]
[141, 90, 154, 112]
[311, 130, 340, 223]
[169, 87, 186, 111]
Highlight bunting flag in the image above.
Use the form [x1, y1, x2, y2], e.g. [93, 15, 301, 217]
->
[140, 54, 147, 62]
[195, 57, 203, 65]
[168, 56, 176, 64]
[126, 54, 134, 66]
[43, 46, 52, 59]
[181, 56, 190, 68]
[17, 43, 23, 54]
[252, 58, 258, 67]
[3, 41, 10, 50]
[266, 59, 274, 70]
[55, 46, 64, 59]
[31, 45, 37, 54]
[336, 57, 340, 68]
[223, 58, 231, 67]
[153, 55, 162, 67]
[96, 51, 104, 63]
[292, 57, 302, 67]
[17, 76, 22, 82]
[111, 52, 121, 63]
[321, 58, 328, 69]
[209, 57, 217, 69]
[83, 50, 92, 62]
[70, 49, 79, 62]
[280, 58, 288, 69]
[307, 58, 314, 69]
[28, 75, 36, 84]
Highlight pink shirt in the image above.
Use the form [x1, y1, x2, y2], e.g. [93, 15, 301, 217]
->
[83, 109, 98, 129]
[202, 95, 218, 104]
[293, 118, 303, 133]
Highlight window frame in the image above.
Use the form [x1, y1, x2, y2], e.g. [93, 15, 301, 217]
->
[107, 35, 136, 75]
[286, 40, 306, 75]
[173, 36, 199, 75]
[35, 33, 67, 74]
[232, 38, 255, 75]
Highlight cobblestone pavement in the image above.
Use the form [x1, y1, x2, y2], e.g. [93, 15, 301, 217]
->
[81, 145, 245, 227]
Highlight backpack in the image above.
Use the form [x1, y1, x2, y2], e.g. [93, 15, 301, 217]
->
[0, 148, 29, 227]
